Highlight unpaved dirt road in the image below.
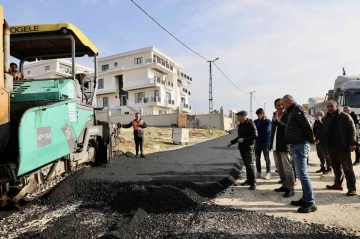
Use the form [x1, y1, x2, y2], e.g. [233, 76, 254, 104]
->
[216, 145, 360, 236]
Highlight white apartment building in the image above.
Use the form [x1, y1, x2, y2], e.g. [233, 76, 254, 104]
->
[23, 59, 93, 79]
[95, 46, 192, 115]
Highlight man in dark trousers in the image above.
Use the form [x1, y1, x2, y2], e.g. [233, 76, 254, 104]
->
[313, 110, 332, 174]
[282, 94, 316, 213]
[254, 108, 272, 179]
[323, 101, 357, 196]
[120, 112, 147, 158]
[343, 106, 360, 165]
[227, 110, 258, 190]
[271, 98, 295, 197]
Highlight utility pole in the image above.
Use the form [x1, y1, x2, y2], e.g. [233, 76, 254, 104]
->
[207, 57, 219, 114]
[250, 91, 255, 119]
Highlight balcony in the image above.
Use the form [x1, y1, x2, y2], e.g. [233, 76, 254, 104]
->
[145, 58, 174, 74]
[181, 104, 192, 112]
[130, 97, 176, 109]
[122, 78, 165, 91]
[165, 81, 174, 89]
[177, 71, 193, 83]
[180, 88, 188, 95]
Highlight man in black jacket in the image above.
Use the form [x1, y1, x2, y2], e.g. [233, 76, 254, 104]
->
[323, 101, 357, 196]
[313, 110, 332, 174]
[343, 106, 360, 165]
[227, 110, 258, 190]
[282, 95, 316, 214]
[270, 98, 295, 197]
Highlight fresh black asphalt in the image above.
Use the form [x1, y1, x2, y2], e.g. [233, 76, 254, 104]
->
[0, 131, 358, 238]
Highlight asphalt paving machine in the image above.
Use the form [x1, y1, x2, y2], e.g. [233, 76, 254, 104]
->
[0, 5, 118, 207]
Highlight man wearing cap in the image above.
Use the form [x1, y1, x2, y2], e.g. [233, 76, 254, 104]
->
[227, 110, 258, 190]
[254, 108, 272, 179]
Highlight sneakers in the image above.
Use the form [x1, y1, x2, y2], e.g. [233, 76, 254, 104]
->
[346, 190, 357, 196]
[353, 161, 360, 166]
[275, 186, 287, 192]
[140, 154, 146, 158]
[256, 172, 261, 178]
[326, 184, 343, 191]
[283, 190, 295, 198]
[265, 172, 271, 180]
[297, 203, 317, 213]
[249, 184, 256, 190]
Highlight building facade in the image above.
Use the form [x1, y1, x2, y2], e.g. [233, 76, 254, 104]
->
[95, 46, 192, 115]
[23, 59, 93, 79]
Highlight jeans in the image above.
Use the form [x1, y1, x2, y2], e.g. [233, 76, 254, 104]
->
[255, 142, 271, 173]
[290, 143, 315, 204]
[273, 151, 295, 191]
[239, 149, 256, 185]
[328, 147, 356, 191]
[316, 144, 332, 170]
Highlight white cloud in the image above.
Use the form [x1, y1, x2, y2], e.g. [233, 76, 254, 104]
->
[174, 0, 360, 117]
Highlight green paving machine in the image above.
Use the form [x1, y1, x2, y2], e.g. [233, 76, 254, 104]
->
[0, 6, 118, 207]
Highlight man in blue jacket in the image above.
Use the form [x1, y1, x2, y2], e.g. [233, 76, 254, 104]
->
[254, 108, 272, 179]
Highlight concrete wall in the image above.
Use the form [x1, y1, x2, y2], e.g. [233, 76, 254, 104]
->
[96, 106, 237, 130]
[96, 111, 178, 126]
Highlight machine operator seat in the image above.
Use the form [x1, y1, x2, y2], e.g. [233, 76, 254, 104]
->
[75, 73, 90, 104]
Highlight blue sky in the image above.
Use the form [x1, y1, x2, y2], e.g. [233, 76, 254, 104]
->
[4, 0, 360, 117]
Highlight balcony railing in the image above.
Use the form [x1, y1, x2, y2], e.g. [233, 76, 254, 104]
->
[135, 96, 164, 104]
[177, 71, 193, 82]
[166, 81, 174, 88]
[149, 78, 166, 85]
[145, 58, 174, 71]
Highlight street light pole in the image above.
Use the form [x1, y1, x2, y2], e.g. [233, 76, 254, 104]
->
[250, 91, 255, 119]
[207, 57, 219, 115]
[264, 102, 266, 113]
[207, 57, 219, 131]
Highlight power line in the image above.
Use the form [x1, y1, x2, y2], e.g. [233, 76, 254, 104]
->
[253, 94, 262, 106]
[213, 62, 249, 94]
[129, 0, 250, 96]
[129, 0, 209, 61]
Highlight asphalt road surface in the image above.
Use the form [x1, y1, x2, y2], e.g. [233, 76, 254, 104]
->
[0, 132, 357, 239]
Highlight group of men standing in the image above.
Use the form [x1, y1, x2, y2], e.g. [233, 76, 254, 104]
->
[227, 94, 358, 214]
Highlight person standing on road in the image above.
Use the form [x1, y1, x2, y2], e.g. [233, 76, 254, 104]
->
[322, 101, 357, 196]
[227, 110, 258, 190]
[282, 94, 317, 213]
[254, 108, 272, 179]
[313, 110, 332, 174]
[343, 106, 360, 166]
[270, 98, 295, 197]
[119, 112, 147, 158]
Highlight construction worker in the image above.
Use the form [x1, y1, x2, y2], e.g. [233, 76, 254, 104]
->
[119, 113, 147, 158]
[9, 62, 24, 80]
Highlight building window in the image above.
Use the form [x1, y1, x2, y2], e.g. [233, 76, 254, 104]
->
[134, 57, 143, 65]
[135, 92, 145, 103]
[45, 65, 50, 71]
[98, 79, 104, 89]
[155, 75, 161, 83]
[101, 64, 109, 71]
[27, 70, 30, 75]
[166, 92, 172, 104]
[103, 97, 109, 107]
[114, 62, 118, 67]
